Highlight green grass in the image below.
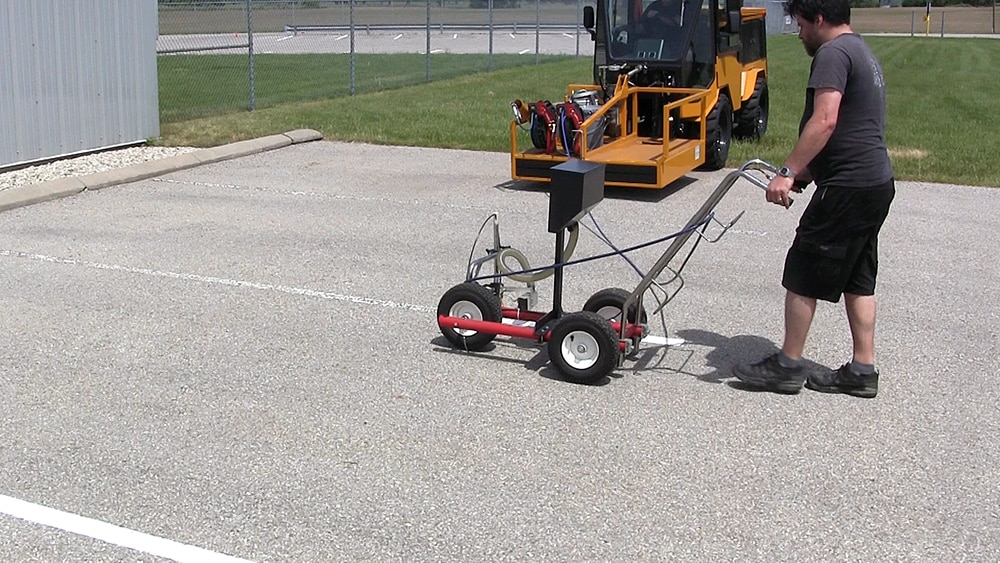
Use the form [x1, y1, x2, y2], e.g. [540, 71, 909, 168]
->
[158, 53, 574, 122]
[158, 35, 1000, 186]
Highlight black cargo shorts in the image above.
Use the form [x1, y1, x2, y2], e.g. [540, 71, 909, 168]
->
[782, 179, 895, 303]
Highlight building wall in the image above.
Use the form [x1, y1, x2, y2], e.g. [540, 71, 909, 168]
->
[0, 0, 159, 169]
[745, 0, 798, 35]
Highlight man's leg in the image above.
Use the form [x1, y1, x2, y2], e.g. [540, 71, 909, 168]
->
[804, 292, 879, 398]
[732, 289, 814, 394]
[844, 292, 877, 365]
[782, 290, 816, 361]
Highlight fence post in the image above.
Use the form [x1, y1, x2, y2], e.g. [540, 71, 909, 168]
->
[940, 11, 945, 37]
[247, 0, 255, 111]
[910, 10, 914, 36]
[350, 0, 357, 95]
[426, 0, 431, 81]
[535, 0, 540, 64]
[488, 0, 494, 71]
[576, 0, 581, 57]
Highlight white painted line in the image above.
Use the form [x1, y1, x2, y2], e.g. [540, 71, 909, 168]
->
[393, 33, 403, 40]
[562, 33, 573, 38]
[642, 335, 686, 347]
[0, 494, 252, 563]
[0, 250, 433, 313]
[509, 33, 516, 38]
[518, 48, 531, 54]
[334, 34, 348, 41]
[430, 49, 443, 54]
[276, 34, 293, 42]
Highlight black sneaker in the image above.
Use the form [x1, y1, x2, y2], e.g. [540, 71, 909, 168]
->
[805, 363, 879, 398]
[732, 353, 806, 394]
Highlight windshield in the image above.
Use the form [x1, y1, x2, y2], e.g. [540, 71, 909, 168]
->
[606, 0, 705, 63]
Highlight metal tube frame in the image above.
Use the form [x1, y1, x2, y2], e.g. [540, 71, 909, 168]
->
[615, 159, 778, 359]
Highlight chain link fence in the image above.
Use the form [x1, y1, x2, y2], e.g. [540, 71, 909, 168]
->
[157, 1, 998, 123]
[157, 0, 588, 122]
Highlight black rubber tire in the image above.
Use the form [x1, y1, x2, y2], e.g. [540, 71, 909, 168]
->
[437, 282, 502, 351]
[529, 114, 547, 150]
[582, 287, 648, 324]
[734, 77, 769, 141]
[547, 311, 619, 384]
[700, 93, 733, 171]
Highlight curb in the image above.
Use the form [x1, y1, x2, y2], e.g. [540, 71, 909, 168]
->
[0, 129, 323, 212]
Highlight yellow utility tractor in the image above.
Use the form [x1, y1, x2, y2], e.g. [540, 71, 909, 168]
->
[510, 0, 768, 189]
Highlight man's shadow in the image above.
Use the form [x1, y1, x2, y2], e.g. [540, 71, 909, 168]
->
[672, 328, 829, 392]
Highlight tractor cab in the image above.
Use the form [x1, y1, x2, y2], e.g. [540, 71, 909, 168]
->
[587, 0, 749, 91]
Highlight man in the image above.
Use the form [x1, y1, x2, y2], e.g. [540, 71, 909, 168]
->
[732, 0, 894, 398]
[638, 0, 684, 34]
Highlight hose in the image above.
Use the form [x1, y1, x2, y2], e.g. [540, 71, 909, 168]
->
[497, 222, 579, 283]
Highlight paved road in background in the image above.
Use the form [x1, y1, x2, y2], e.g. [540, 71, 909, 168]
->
[1, 141, 997, 560]
[159, 30, 594, 56]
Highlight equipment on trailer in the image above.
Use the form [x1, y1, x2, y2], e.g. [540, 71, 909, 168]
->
[510, 0, 768, 189]
[437, 159, 783, 384]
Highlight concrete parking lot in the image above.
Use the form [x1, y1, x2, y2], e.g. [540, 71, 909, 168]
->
[1, 140, 998, 561]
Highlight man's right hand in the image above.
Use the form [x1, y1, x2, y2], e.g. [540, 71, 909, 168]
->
[766, 175, 795, 209]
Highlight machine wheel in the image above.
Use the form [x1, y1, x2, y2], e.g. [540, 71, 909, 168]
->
[734, 77, 769, 141]
[583, 288, 648, 324]
[437, 282, 503, 351]
[700, 93, 733, 171]
[547, 311, 620, 384]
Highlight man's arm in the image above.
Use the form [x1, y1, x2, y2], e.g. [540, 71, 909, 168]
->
[766, 87, 842, 208]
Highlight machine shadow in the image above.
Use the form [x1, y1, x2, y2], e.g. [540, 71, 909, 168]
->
[430, 336, 617, 386]
[494, 177, 698, 204]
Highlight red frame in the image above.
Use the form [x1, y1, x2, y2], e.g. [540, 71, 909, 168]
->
[438, 307, 645, 352]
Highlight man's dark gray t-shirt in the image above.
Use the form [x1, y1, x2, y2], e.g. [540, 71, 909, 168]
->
[800, 33, 893, 188]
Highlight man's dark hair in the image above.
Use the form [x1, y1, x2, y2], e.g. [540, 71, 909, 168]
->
[785, 0, 851, 25]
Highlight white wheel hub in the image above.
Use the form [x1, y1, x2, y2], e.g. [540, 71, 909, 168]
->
[594, 305, 623, 321]
[560, 330, 600, 370]
[449, 300, 482, 337]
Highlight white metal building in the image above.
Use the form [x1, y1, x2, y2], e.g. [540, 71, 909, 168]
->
[0, 0, 159, 169]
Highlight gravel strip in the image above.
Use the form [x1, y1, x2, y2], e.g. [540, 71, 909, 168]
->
[0, 145, 198, 192]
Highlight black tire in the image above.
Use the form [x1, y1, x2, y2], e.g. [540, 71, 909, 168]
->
[547, 311, 619, 384]
[700, 93, 733, 171]
[582, 287, 648, 324]
[529, 114, 547, 150]
[734, 77, 769, 141]
[437, 282, 502, 351]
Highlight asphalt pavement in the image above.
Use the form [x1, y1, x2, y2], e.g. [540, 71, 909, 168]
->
[1, 139, 998, 561]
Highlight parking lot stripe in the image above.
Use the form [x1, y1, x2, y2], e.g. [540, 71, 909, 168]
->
[0, 494, 252, 563]
[1, 249, 432, 312]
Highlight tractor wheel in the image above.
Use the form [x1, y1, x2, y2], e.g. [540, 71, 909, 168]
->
[734, 77, 769, 141]
[547, 311, 619, 384]
[700, 93, 733, 171]
[583, 287, 648, 324]
[437, 282, 502, 351]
